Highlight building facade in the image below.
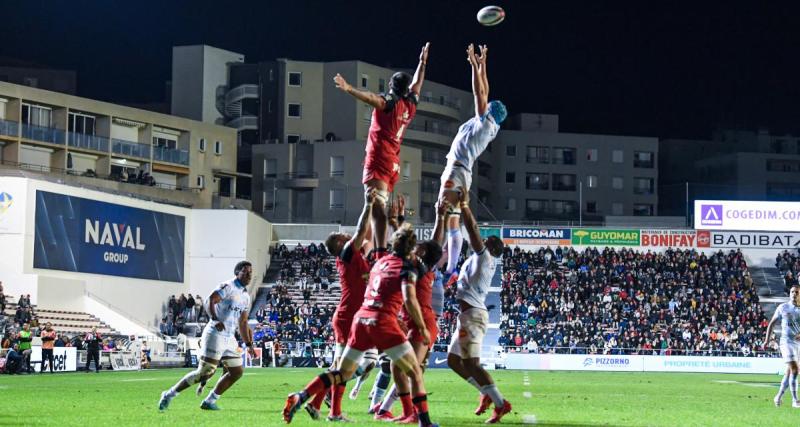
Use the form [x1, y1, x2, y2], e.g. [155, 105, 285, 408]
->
[0, 81, 239, 208]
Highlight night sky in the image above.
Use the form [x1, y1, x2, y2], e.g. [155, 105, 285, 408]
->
[2, 1, 800, 139]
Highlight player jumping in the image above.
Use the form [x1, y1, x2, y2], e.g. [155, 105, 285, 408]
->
[333, 42, 430, 252]
[439, 44, 506, 280]
[159, 261, 255, 411]
[284, 226, 438, 427]
[765, 285, 800, 408]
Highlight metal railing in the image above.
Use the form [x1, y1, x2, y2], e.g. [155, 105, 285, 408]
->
[68, 132, 109, 152]
[408, 122, 453, 136]
[419, 95, 460, 110]
[225, 84, 259, 105]
[500, 345, 780, 358]
[112, 138, 151, 159]
[0, 118, 18, 136]
[22, 123, 65, 145]
[153, 145, 189, 165]
[284, 172, 319, 179]
[227, 115, 258, 130]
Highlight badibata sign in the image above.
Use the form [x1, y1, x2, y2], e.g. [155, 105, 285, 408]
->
[697, 230, 800, 249]
[694, 200, 800, 232]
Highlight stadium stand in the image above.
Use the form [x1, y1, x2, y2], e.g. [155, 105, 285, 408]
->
[499, 246, 773, 356]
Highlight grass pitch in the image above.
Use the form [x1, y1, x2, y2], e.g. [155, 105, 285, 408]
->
[0, 368, 795, 426]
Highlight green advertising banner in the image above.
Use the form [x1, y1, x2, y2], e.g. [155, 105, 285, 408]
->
[480, 227, 501, 239]
[571, 228, 640, 246]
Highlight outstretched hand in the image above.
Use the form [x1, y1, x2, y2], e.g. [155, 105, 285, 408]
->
[420, 42, 431, 63]
[333, 73, 351, 93]
[466, 44, 478, 65]
[477, 44, 488, 65]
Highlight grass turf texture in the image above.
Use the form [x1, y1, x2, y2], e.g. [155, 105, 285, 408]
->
[0, 368, 796, 426]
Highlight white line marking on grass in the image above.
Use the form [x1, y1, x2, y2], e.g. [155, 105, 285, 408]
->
[713, 380, 776, 388]
[121, 378, 158, 382]
[522, 414, 537, 424]
[523, 391, 532, 398]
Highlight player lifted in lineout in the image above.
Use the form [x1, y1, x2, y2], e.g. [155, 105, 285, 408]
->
[438, 44, 506, 281]
[765, 285, 800, 408]
[333, 42, 430, 253]
[159, 261, 256, 411]
[284, 226, 438, 427]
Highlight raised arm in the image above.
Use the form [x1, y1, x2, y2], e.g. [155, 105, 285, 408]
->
[432, 197, 448, 246]
[334, 73, 386, 110]
[351, 190, 376, 251]
[477, 44, 489, 99]
[409, 42, 430, 96]
[467, 44, 488, 117]
[459, 190, 485, 253]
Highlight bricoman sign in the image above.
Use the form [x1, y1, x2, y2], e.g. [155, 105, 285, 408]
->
[697, 230, 800, 249]
[640, 229, 697, 247]
[502, 227, 571, 245]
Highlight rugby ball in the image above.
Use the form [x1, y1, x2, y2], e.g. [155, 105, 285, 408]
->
[477, 5, 505, 26]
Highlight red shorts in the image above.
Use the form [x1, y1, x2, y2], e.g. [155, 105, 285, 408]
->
[347, 313, 407, 352]
[363, 156, 400, 192]
[332, 311, 355, 345]
[406, 310, 438, 349]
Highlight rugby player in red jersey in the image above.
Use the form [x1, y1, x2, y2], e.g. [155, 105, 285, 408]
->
[284, 226, 438, 427]
[332, 42, 430, 252]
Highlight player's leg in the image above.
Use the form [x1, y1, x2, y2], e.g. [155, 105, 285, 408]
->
[284, 347, 360, 423]
[201, 355, 243, 410]
[383, 339, 432, 421]
[447, 311, 488, 415]
[388, 342, 436, 427]
[350, 348, 377, 399]
[369, 353, 393, 413]
[364, 179, 390, 250]
[159, 356, 220, 410]
[789, 359, 799, 406]
[777, 365, 791, 406]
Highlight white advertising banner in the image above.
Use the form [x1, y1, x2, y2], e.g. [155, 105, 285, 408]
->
[695, 200, 800, 232]
[30, 346, 78, 372]
[696, 230, 800, 249]
[109, 351, 141, 371]
[504, 353, 783, 374]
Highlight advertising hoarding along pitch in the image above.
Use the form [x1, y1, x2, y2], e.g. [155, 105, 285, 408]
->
[33, 190, 186, 282]
[571, 229, 640, 246]
[502, 227, 571, 245]
[694, 200, 800, 232]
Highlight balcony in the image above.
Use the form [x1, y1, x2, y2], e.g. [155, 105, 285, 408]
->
[279, 172, 319, 189]
[405, 123, 453, 147]
[68, 132, 109, 153]
[153, 145, 189, 166]
[112, 138, 151, 159]
[417, 96, 461, 121]
[0, 119, 18, 137]
[227, 115, 258, 131]
[22, 124, 65, 145]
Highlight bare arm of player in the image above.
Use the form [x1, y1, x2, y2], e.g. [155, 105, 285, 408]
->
[432, 197, 448, 246]
[351, 189, 377, 251]
[334, 73, 386, 110]
[238, 310, 256, 358]
[477, 44, 489, 99]
[208, 291, 224, 331]
[410, 42, 430, 96]
[764, 313, 779, 349]
[459, 190, 486, 254]
[402, 276, 430, 346]
[467, 44, 488, 117]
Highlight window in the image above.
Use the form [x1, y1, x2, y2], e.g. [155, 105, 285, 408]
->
[612, 176, 624, 190]
[526, 173, 549, 190]
[767, 182, 800, 197]
[269, 68, 274, 81]
[379, 78, 386, 93]
[767, 159, 800, 172]
[288, 103, 302, 118]
[586, 201, 597, 213]
[402, 193, 411, 209]
[421, 176, 439, 193]
[526, 199, 548, 215]
[526, 146, 549, 163]
[288, 71, 302, 87]
[586, 149, 598, 161]
[152, 136, 177, 150]
[330, 156, 344, 177]
[612, 150, 624, 163]
[612, 202, 624, 216]
[506, 198, 516, 211]
[552, 147, 576, 165]
[634, 151, 654, 168]
[361, 74, 369, 88]
[506, 145, 516, 156]
[286, 134, 300, 144]
[196, 175, 205, 189]
[21, 103, 52, 127]
[551, 200, 578, 215]
[633, 204, 654, 216]
[402, 161, 411, 181]
[633, 177, 654, 195]
[264, 158, 277, 178]
[506, 172, 516, 183]
[329, 189, 345, 209]
[586, 175, 598, 188]
[263, 191, 275, 210]
[214, 141, 222, 155]
[772, 139, 785, 154]
[552, 173, 577, 191]
[199, 138, 206, 152]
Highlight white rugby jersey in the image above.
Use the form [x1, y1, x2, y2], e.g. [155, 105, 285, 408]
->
[774, 302, 800, 345]
[445, 114, 500, 170]
[456, 248, 496, 310]
[204, 278, 251, 337]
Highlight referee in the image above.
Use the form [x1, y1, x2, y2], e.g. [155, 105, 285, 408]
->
[84, 327, 102, 373]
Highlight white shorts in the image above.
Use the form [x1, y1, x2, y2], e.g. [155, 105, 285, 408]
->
[781, 342, 800, 363]
[440, 163, 472, 195]
[200, 330, 242, 367]
[448, 308, 488, 359]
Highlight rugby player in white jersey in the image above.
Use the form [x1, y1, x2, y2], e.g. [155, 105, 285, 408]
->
[439, 43, 506, 281]
[443, 192, 512, 424]
[765, 285, 800, 408]
[159, 261, 255, 411]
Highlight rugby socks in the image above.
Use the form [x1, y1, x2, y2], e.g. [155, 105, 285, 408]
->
[778, 373, 790, 400]
[481, 383, 505, 408]
[791, 373, 798, 401]
[398, 392, 414, 417]
[446, 228, 463, 275]
[204, 391, 220, 405]
[379, 384, 399, 414]
[299, 372, 334, 403]
[330, 384, 346, 416]
[310, 389, 326, 410]
[412, 394, 432, 426]
[467, 376, 483, 393]
[370, 369, 392, 407]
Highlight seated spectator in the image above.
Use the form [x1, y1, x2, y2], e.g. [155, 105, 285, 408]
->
[4, 343, 23, 374]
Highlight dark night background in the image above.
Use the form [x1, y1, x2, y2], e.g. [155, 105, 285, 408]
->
[2, 1, 799, 139]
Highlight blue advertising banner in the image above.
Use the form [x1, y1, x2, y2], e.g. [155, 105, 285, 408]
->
[33, 190, 185, 282]
[427, 352, 450, 369]
[501, 227, 571, 246]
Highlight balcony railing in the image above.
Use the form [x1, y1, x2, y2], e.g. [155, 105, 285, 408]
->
[153, 145, 189, 165]
[634, 159, 655, 168]
[112, 138, 151, 159]
[284, 172, 318, 179]
[407, 122, 452, 136]
[22, 124, 65, 145]
[68, 132, 109, 152]
[0, 119, 18, 137]
[419, 95, 460, 110]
